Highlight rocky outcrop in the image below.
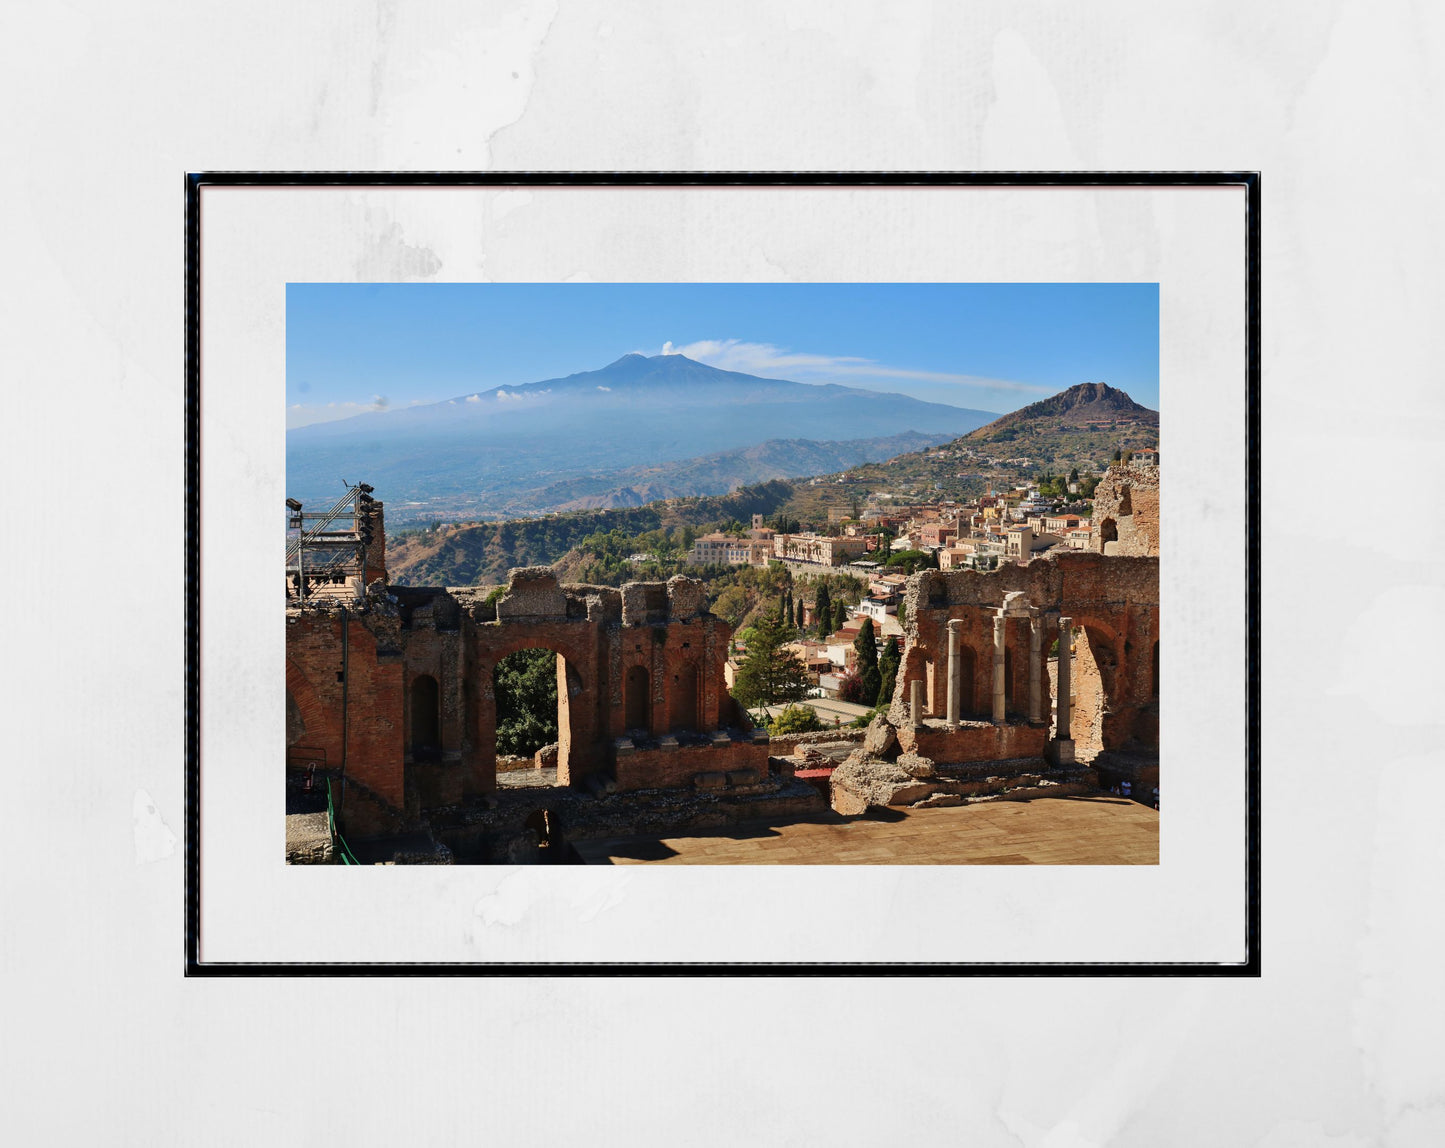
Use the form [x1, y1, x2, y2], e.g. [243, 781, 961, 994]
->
[862, 714, 899, 759]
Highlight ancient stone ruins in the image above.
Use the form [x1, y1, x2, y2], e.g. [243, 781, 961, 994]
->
[286, 479, 1159, 862]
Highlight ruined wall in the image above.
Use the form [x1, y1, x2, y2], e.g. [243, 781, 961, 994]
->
[614, 737, 768, 792]
[286, 569, 741, 838]
[286, 608, 405, 834]
[896, 720, 1049, 763]
[890, 552, 1160, 757]
[361, 498, 388, 585]
[1090, 463, 1159, 557]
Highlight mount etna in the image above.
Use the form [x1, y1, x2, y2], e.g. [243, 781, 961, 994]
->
[286, 352, 998, 522]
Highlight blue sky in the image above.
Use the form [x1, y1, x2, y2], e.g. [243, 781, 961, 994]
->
[286, 283, 1158, 429]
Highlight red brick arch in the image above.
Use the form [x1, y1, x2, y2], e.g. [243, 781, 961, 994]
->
[286, 656, 338, 750]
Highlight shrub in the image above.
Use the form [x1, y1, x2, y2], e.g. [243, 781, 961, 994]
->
[769, 705, 824, 735]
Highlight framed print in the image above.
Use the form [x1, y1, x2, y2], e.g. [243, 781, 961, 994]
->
[186, 173, 1259, 972]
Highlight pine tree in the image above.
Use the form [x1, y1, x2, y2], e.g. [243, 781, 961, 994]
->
[852, 617, 881, 705]
[731, 613, 812, 709]
[877, 635, 901, 708]
[814, 584, 832, 638]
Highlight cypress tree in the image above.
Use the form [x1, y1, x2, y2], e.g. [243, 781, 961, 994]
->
[877, 635, 902, 708]
[814, 584, 832, 639]
[832, 600, 847, 634]
[785, 589, 795, 629]
[852, 617, 881, 705]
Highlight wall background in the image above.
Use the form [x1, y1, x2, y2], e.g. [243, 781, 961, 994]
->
[2, 1, 1441, 1143]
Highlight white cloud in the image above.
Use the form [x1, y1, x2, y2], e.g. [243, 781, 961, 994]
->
[466, 393, 481, 403]
[287, 398, 390, 429]
[596, 385, 611, 391]
[659, 338, 1052, 396]
[496, 388, 550, 403]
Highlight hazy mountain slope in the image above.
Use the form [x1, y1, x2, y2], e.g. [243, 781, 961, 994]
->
[287, 353, 997, 521]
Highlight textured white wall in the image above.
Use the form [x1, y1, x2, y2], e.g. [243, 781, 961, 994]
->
[2, 1, 1442, 1144]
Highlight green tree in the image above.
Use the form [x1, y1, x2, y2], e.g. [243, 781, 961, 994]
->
[794, 597, 805, 628]
[731, 614, 812, 709]
[852, 617, 881, 705]
[832, 600, 848, 634]
[712, 584, 750, 627]
[1068, 466, 1080, 484]
[814, 583, 832, 639]
[493, 648, 558, 757]
[1112, 449, 1122, 463]
[784, 589, 795, 629]
[769, 705, 824, 735]
[877, 635, 901, 707]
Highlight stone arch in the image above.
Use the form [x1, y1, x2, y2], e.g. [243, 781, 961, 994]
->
[900, 644, 938, 716]
[285, 657, 334, 751]
[478, 633, 595, 788]
[1100, 517, 1118, 546]
[286, 689, 306, 744]
[958, 644, 978, 718]
[409, 673, 440, 760]
[669, 661, 700, 733]
[1069, 618, 1123, 759]
[625, 664, 651, 732]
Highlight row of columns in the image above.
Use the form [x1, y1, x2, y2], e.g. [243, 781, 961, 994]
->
[922, 609, 1072, 741]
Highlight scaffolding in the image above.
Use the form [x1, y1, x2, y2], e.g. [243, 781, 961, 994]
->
[285, 483, 376, 603]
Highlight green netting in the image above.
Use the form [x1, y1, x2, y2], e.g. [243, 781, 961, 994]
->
[327, 779, 362, 866]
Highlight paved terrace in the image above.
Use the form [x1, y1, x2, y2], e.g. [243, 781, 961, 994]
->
[573, 792, 1158, 865]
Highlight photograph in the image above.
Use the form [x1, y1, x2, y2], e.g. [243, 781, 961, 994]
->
[282, 282, 1164, 868]
[192, 177, 1246, 968]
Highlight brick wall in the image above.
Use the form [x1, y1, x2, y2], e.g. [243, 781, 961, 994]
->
[896, 721, 1049, 762]
[286, 611, 405, 829]
[613, 738, 770, 792]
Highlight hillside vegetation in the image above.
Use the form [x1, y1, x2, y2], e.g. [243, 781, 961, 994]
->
[386, 480, 797, 586]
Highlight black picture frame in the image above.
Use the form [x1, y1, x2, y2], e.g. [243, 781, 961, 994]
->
[185, 171, 1260, 976]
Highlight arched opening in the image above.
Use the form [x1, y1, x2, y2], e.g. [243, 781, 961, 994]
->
[670, 662, 700, 732]
[409, 674, 440, 761]
[1100, 517, 1118, 545]
[286, 689, 306, 744]
[493, 648, 573, 787]
[1069, 623, 1121, 760]
[625, 664, 651, 733]
[958, 646, 976, 718]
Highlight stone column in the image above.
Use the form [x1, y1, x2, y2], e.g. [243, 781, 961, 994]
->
[946, 619, 963, 728]
[910, 678, 922, 728]
[992, 614, 1007, 725]
[1029, 613, 1043, 725]
[1056, 615, 1073, 739]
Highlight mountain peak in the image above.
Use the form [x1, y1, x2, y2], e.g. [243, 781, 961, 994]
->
[962, 380, 1157, 446]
